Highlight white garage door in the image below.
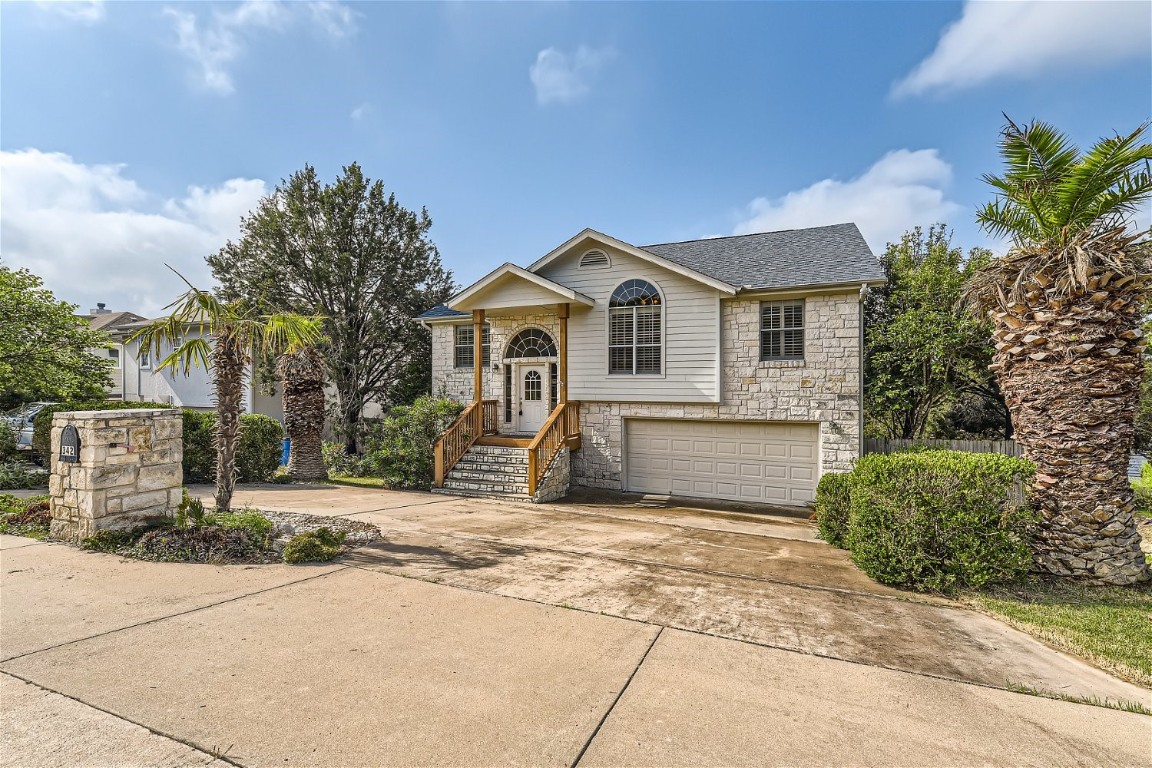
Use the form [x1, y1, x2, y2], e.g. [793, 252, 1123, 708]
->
[625, 419, 819, 506]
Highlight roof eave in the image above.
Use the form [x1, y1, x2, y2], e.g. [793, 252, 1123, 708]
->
[527, 228, 738, 296]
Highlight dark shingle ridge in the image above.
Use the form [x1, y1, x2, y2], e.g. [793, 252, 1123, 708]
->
[416, 304, 468, 320]
[641, 222, 885, 291]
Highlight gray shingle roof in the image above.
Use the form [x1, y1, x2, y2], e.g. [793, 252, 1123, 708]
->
[642, 223, 884, 291]
[416, 304, 468, 321]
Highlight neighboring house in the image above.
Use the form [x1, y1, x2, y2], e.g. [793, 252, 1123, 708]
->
[417, 223, 885, 507]
[80, 304, 147, 400]
[82, 307, 283, 420]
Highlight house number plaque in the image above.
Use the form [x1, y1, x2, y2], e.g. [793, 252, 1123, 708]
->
[59, 425, 81, 463]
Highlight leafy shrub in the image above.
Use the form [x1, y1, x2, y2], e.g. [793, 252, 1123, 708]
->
[357, 396, 464, 488]
[236, 414, 284, 483]
[1131, 462, 1152, 518]
[0, 461, 47, 491]
[174, 487, 208, 528]
[181, 410, 217, 483]
[321, 440, 356, 477]
[81, 527, 143, 552]
[129, 526, 265, 563]
[0, 426, 18, 462]
[812, 472, 852, 549]
[209, 508, 274, 538]
[846, 451, 1036, 593]
[282, 527, 346, 563]
[32, 400, 169, 457]
[0, 497, 51, 538]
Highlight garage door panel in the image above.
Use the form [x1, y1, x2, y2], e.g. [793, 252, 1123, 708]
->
[626, 419, 819, 507]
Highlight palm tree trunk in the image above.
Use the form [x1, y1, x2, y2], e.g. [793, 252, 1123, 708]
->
[280, 347, 327, 481]
[213, 336, 247, 512]
[989, 271, 1149, 585]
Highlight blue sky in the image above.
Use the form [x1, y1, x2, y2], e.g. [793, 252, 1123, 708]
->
[2, 0, 1149, 315]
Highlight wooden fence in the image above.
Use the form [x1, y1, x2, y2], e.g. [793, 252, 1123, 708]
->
[863, 438, 1022, 457]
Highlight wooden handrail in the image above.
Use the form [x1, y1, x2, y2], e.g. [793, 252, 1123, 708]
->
[433, 399, 499, 487]
[527, 401, 581, 496]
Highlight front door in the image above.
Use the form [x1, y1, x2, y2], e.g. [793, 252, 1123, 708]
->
[518, 364, 549, 433]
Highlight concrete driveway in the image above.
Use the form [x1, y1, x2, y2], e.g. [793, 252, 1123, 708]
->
[1, 485, 1149, 767]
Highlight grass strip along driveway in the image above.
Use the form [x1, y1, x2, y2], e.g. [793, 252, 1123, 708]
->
[966, 578, 1152, 690]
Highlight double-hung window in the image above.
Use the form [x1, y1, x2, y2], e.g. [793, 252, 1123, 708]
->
[609, 279, 662, 374]
[760, 299, 804, 361]
[454, 325, 490, 368]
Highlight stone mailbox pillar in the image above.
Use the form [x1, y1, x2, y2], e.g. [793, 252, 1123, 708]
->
[49, 408, 183, 542]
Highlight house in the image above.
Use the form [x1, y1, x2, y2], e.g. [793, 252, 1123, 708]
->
[82, 307, 283, 419]
[417, 223, 885, 507]
[80, 303, 147, 400]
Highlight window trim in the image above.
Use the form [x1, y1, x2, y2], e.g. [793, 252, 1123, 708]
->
[138, 345, 152, 370]
[607, 278, 664, 376]
[453, 324, 491, 369]
[759, 299, 805, 362]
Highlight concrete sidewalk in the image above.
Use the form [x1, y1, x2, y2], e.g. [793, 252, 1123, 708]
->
[199, 483, 1151, 704]
[2, 543, 1149, 767]
[2, 485, 1150, 766]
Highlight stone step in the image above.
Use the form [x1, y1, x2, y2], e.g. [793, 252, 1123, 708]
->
[431, 486, 535, 502]
[455, 453, 528, 468]
[467, 445, 530, 457]
[442, 477, 530, 495]
[448, 467, 528, 482]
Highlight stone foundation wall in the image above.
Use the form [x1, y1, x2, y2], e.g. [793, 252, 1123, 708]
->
[49, 409, 183, 542]
[533, 447, 570, 503]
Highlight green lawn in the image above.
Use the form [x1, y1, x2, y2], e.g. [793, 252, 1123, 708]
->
[326, 475, 385, 489]
[965, 577, 1152, 689]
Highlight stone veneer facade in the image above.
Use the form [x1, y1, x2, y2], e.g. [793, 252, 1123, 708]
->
[49, 409, 183, 542]
[430, 291, 862, 492]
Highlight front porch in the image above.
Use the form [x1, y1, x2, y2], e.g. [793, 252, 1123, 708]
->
[430, 264, 590, 501]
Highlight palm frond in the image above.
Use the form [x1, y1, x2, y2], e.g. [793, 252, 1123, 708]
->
[156, 337, 213, 374]
[1058, 122, 1152, 231]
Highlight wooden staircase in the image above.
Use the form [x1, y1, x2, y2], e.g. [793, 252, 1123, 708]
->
[433, 401, 580, 503]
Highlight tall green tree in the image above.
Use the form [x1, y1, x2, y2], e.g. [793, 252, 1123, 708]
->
[966, 117, 1152, 585]
[130, 273, 323, 511]
[208, 163, 454, 451]
[864, 226, 1001, 439]
[0, 263, 113, 408]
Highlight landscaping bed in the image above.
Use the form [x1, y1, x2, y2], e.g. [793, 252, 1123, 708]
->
[0, 491, 380, 565]
[0, 494, 51, 539]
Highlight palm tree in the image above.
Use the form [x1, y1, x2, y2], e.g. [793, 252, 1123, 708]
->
[966, 117, 1152, 585]
[277, 345, 328, 481]
[131, 272, 323, 511]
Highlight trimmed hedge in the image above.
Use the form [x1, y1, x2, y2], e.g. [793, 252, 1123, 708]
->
[33, 402, 283, 484]
[235, 414, 284, 483]
[812, 472, 852, 549]
[845, 450, 1036, 593]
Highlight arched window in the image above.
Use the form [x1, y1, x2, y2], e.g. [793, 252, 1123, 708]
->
[505, 328, 557, 358]
[609, 280, 662, 374]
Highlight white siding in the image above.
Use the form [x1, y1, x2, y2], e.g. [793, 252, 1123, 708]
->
[536, 245, 721, 403]
[461, 278, 575, 311]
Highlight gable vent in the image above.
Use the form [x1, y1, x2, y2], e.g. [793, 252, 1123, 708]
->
[579, 249, 610, 269]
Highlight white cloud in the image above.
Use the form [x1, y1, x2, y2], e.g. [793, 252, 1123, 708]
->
[309, 1, 357, 38]
[894, 0, 1151, 97]
[166, 0, 356, 95]
[0, 149, 268, 316]
[529, 46, 613, 106]
[350, 102, 369, 121]
[34, 0, 105, 24]
[732, 149, 962, 252]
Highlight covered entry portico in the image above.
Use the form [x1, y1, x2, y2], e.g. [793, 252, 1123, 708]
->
[431, 263, 589, 495]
